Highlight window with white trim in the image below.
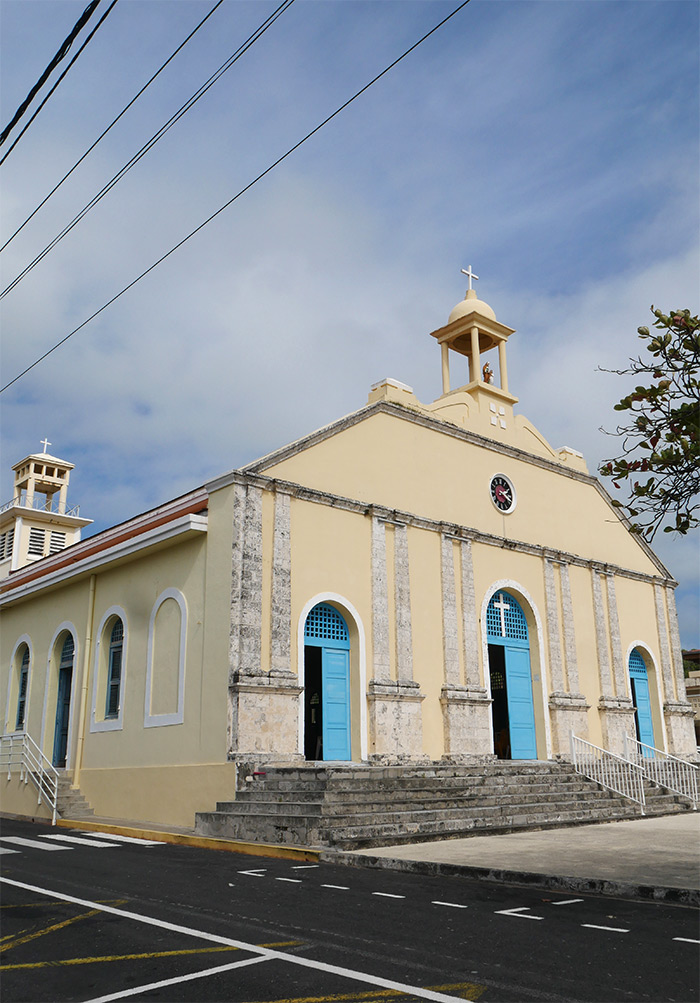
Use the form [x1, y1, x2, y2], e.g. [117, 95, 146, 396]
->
[15, 646, 29, 730]
[105, 620, 124, 719]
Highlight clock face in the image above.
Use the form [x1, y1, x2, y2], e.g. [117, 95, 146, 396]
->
[490, 474, 515, 513]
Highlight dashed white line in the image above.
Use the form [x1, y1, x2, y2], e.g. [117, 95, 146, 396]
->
[40, 834, 121, 848]
[551, 898, 584, 906]
[673, 937, 700, 944]
[0, 836, 69, 851]
[581, 924, 629, 933]
[276, 877, 302, 883]
[321, 884, 349, 890]
[0, 847, 19, 855]
[495, 906, 543, 920]
[78, 831, 164, 846]
[432, 901, 468, 909]
[290, 864, 319, 870]
[237, 869, 266, 877]
[372, 892, 406, 899]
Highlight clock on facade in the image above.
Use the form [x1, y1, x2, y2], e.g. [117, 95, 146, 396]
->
[490, 474, 516, 513]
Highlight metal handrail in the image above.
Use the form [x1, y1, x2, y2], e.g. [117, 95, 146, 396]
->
[0, 733, 59, 825]
[0, 496, 80, 516]
[623, 733, 698, 808]
[570, 732, 646, 812]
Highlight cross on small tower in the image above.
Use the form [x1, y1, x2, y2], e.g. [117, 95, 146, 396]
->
[40, 438, 51, 454]
[493, 592, 510, 637]
[460, 265, 479, 290]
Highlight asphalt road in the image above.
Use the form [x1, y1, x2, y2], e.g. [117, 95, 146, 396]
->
[1, 816, 698, 1003]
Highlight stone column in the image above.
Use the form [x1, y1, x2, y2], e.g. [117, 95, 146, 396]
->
[661, 585, 696, 757]
[270, 491, 292, 675]
[592, 567, 634, 755]
[368, 520, 425, 763]
[654, 583, 676, 702]
[606, 574, 629, 701]
[544, 559, 589, 755]
[228, 482, 301, 763]
[440, 536, 491, 760]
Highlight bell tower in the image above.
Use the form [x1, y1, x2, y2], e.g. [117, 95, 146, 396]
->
[428, 267, 518, 434]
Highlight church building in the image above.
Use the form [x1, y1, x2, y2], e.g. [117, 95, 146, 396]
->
[1, 278, 695, 827]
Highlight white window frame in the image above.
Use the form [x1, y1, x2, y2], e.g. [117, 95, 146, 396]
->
[144, 588, 187, 728]
[90, 606, 128, 733]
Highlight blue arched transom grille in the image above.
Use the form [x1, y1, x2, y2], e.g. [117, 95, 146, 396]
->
[60, 634, 74, 665]
[629, 648, 647, 677]
[486, 591, 529, 642]
[304, 603, 350, 648]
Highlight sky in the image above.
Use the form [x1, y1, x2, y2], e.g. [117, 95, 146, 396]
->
[0, 0, 698, 646]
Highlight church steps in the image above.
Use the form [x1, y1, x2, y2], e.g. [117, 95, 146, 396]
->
[55, 773, 94, 820]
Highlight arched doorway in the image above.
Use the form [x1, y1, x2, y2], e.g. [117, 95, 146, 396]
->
[486, 590, 537, 760]
[53, 634, 74, 768]
[303, 603, 351, 761]
[629, 648, 655, 750]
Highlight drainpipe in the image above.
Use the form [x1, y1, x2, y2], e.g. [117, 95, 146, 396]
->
[73, 574, 96, 789]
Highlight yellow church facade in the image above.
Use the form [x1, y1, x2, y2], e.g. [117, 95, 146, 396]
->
[1, 285, 695, 827]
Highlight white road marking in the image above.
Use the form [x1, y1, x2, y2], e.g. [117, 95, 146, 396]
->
[39, 834, 121, 848]
[672, 937, 700, 944]
[291, 864, 319, 869]
[372, 892, 406, 899]
[495, 906, 543, 920]
[581, 924, 629, 933]
[78, 831, 164, 846]
[1, 877, 469, 1003]
[551, 898, 584, 906]
[0, 847, 19, 855]
[86, 956, 270, 1002]
[237, 868, 266, 876]
[322, 884, 349, 890]
[433, 901, 468, 909]
[276, 877, 302, 883]
[0, 836, 69, 851]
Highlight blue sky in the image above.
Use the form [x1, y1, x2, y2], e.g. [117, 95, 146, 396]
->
[1, 0, 698, 645]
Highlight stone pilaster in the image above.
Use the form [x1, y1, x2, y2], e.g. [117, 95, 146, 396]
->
[545, 558, 589, 755]
[270, 491, 291, 675]
[559, 563, 581, 693]
[460, 540, 481, 690]
[654, 583, 676, 702]
[393, 523, 413, 684]
[606, 574, 629, 701]
[228, 483, 301, 762]
[441, 535, 460, 688]
[662, 585, 697, 758]
[371, 516, 391, 682]
[592, 568, 633, 755]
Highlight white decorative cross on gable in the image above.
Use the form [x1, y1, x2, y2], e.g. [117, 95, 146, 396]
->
[460, 265, 479, 290]
[493, 592, 510, 637]
[40, 438, 51, 453]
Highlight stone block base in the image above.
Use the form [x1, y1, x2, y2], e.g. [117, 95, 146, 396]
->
[548, 692, 590, 758]
[441, 685, 492, 756]
[598, 696, 636, 756]
[663, 701, 697, 759]
[228, 670, 302, 758]
[367, 679, 425, 760]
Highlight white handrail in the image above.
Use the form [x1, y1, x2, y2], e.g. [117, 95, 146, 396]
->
[570, 732, 645, 812]
[0, 733, 59, 825]
[623, 734, 698, 808]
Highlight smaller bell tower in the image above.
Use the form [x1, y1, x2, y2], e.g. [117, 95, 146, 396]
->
[428, 267, 518, 434]
[0, 440, 92, 577]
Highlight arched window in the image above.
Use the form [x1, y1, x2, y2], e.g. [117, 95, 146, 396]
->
[105, 620, 124, 719]
[15, 646, 29, 730]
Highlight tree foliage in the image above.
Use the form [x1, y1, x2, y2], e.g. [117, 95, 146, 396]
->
[599, 306, 699, 541]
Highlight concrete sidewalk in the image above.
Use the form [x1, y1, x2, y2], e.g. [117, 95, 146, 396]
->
[50, 810, 700, 905]
[323, 813, 700, 905]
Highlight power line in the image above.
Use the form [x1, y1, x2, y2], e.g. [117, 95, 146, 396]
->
[0, 0, 472, 396]
[0, 0, 107, 149]
[1, 0, 295, 298]
[0, 0, 225, 253]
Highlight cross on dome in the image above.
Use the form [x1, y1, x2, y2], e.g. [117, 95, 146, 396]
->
[460, 265, 479, 290]
[492, 592, 510, 637]
[40, 437, 51, 454]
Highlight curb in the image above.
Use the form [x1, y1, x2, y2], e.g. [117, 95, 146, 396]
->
[56, 817, 320, 862]
[320, 849, 700, 906]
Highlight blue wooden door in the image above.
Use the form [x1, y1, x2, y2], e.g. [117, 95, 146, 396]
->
[322, 647, 351, 761]
[504, 645, 538, 760]
[52, 666, 72, 767]
[486, 590, 537, 760]
[629, 649, 655, 752]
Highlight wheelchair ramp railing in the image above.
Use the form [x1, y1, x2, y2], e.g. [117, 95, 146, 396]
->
[623, 734, 698, 808]
[570, 733, 645, 812]
[0, 732, 59, 825]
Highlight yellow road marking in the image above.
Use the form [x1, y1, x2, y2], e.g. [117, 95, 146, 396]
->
[0, 940, 302, 972]
[1, 930, 28, 943]
[234, 984, 485, 1003]
[1, 898, 126, 909]
[0, 908, 101, 953]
